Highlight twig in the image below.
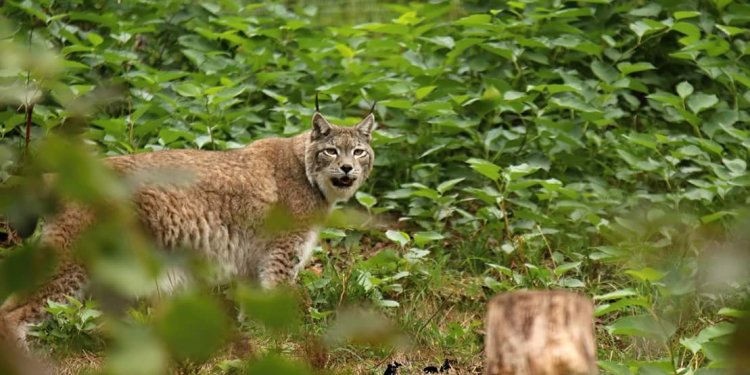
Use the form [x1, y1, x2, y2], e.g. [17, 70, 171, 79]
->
[536, 224, 556, 269]
[337, 260, 353, 308]
[24, 103, 34, 157]
[500, 199, 512, 242]
[416, 298, 451, 337]
[370, 348, 397, 372]
[24, 28, 33, 157]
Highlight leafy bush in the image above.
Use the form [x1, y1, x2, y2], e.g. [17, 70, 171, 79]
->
[28, 296, 104, 353]
[0, 0, 749, 374]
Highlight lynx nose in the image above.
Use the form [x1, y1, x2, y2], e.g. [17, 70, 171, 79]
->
[340, 164, 353, 174]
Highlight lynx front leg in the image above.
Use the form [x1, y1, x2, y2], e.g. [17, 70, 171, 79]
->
[258, 232, 314, 289]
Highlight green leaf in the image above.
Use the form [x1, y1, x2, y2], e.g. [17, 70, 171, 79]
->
[554, 261, 581, 276]
[394, 11, 423, 26]
[676, 81, 693, 98]
[718, 308, 746, 318]
[589, 246, 629, 263]
[616, 150, 661, 171]
[467, 158, 501, 181]
[235, 286, 300, 332]
[629, 4, 661, 17]
[608, 314, 676, 342]
[335, 43, 355, 59]
[722, 158, 746, 175]
[261, 89, 288, 103]
[356, 23, 409, 35]
[0, 244, 57, 300]
[625, 267, 664, 282]
[107, 325, 168, 375]
[617, 61, 656, 75]
[550, 96, 600, 113]
[591, 60, 619, 84]
[413, 231, 445, 247]
[355, 191, 377, 209]
[594, 288, 639, 301]
[9, 0, 51, 22]
[436, 178, 464, 194]
[86, 32, 104, 46]
[320, 228, 346, 239]
[480, 42, 514, 60]
[673, 22, 701, 45]
[418, 36, 455, 49]
[629, 19, 666, 39]
[380, 99, 412, 109]
[454, 14, 492, 26]
[680, 322, 735, 354]
[729, 71, 750, 89]
[446, 38, 483, 64]
[173, 83, 203, 98]
[712, 0, 732, 10]
[647, 91, 682, 107]
[415, 86, 437, 100]
[507, 163, 541, 179]
[377, 299, 400, 308]
[716, 24, 747, 36]
[156, 294, 230, 363]
[674, 11, 701, 19]
[385, 230, 410, 247]
[595, 297, 650, 317]
[687, 93, 719, 114]
[559, 278, 585, 288]
[624, 133, 658, 150]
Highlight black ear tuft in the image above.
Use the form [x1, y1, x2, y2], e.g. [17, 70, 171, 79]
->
[315, 92, 320, 112]
[311, 112, 332, 140]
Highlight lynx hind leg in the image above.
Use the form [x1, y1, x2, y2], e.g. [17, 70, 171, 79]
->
[258, 233, 313, 289]
[0, 207, 91, 349]
[0, 315, 56, 375]
[0, 262, 86, 343]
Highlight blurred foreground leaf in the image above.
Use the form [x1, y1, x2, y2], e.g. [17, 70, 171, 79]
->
[235, 284, 300, 333]
[155, 293, 230, 363]
[0, 244, 57, 302]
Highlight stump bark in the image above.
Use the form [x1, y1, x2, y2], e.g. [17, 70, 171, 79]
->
[485, 290, 597, 375]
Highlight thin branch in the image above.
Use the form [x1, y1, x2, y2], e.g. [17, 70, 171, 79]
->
[536, 224, 556, 269]
[24, 28, 33, 158]
[24, 104, 34, 158]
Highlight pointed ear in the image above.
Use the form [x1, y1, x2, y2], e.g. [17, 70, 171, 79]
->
[311, 112, 332, 140]
[355, 113, 376, 141]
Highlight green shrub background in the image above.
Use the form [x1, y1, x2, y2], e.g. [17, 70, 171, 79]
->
[1, 0, 749, 374]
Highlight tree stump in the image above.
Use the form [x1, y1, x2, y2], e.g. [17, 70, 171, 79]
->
[485, 290, 597, 375]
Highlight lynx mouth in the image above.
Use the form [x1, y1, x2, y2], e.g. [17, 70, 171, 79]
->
[331, 176, 356, 188]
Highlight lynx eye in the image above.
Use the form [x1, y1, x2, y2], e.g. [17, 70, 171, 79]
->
[353, 149, 367, 157]
[323, 148, 338, 157]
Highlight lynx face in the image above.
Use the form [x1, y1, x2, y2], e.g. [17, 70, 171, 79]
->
[305, 112, 375, 202]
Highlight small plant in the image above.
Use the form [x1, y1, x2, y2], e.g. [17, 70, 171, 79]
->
[28, 296, 104, 353]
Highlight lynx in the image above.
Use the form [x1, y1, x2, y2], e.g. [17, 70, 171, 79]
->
[0, 102, 376, 349]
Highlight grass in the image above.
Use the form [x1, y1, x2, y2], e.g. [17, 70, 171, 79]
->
[11, 230, 606, 374]
[13, 230, 489, 374]
[5, 206, 745, 375]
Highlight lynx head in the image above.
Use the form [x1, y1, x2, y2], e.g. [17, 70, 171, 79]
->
[305, 109, 375, 203]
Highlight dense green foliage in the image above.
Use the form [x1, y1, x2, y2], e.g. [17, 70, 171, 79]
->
[1, 0, 749, 374]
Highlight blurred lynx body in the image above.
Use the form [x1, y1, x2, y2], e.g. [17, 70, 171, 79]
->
[0, 110, 376, 348]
